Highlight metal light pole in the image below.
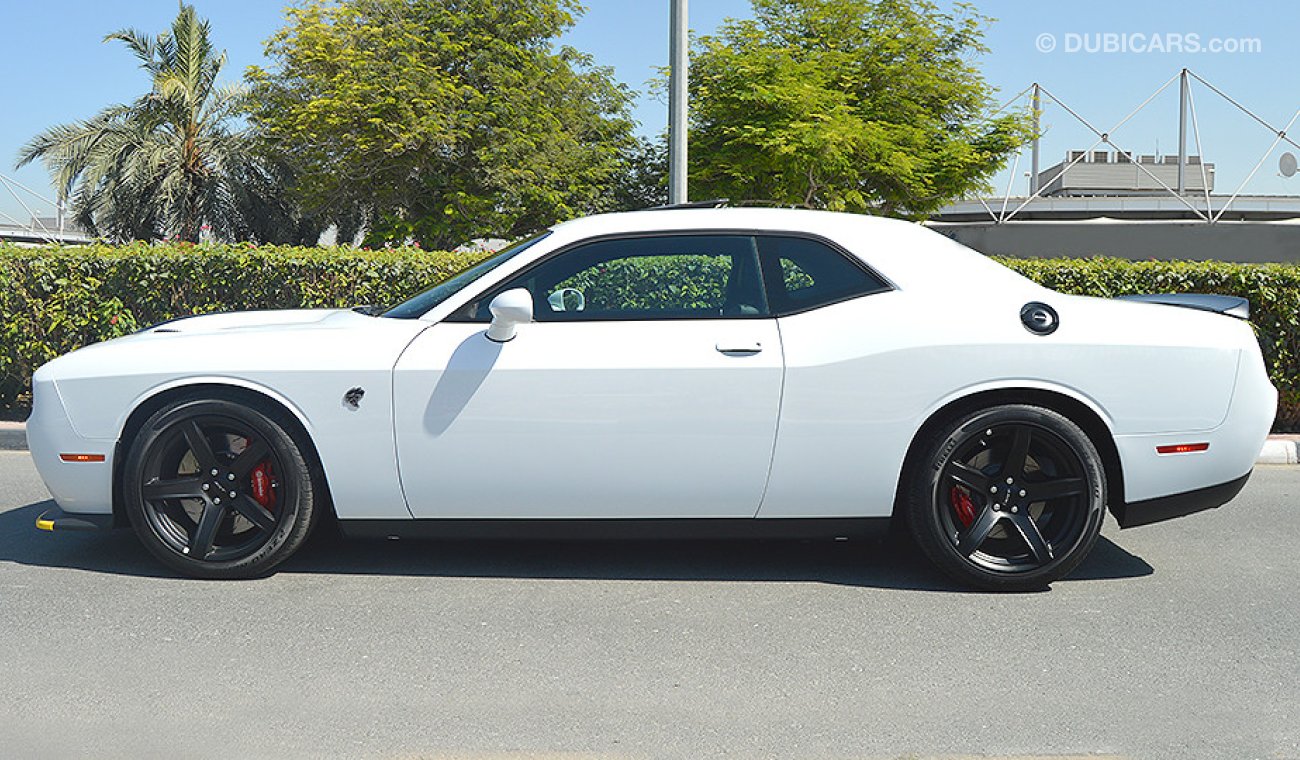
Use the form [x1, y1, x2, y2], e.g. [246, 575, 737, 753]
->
[668, 0, 689, 204]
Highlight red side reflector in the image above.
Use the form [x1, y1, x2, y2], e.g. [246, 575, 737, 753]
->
[1156, 443, 1210, 455]
[59, 453, 106, 463]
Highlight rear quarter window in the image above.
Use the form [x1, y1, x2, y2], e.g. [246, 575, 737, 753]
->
[758, 236, 890, 315]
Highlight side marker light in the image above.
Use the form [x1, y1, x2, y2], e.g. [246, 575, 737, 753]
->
[1156, 443, 1209, 455]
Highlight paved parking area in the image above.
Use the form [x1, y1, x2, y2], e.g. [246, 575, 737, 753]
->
[2, 450, 1298, 760]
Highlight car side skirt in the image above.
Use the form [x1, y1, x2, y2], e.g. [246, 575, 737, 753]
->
[339, 517, 892, 542]
[1112, 471, 1252, 529]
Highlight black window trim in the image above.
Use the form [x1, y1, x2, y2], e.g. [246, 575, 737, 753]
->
[441, 228, 895, 324]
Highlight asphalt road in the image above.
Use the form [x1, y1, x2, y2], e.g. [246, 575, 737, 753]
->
[2, 450, 1298, 760]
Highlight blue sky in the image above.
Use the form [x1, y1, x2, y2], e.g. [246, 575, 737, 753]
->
[2, 0, 1297, 224]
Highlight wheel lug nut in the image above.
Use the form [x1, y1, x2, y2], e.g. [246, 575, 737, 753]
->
[229, 491, 237, 498]
[1011, 506, 1019, 513]
[201, 483, 209, 491]
[211, 469, 218, 476]
[227, 473, 235, 481]
[1019, 489, 1026, 497]
[214, 497, 221, 504]
[989, 486, 998, 493]
[1006, 477, 1014, 484]
[992, 503, 1001, 511]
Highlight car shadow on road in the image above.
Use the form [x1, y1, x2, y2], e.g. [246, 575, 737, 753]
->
[1, 502, 174, 578]
[1, 500, 1153, 591]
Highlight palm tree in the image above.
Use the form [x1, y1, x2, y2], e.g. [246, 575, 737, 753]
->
[16, 4, 293, 242]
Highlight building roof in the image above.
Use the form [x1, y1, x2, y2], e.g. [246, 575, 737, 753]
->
[933, 194, 1300, 223]
[1035, 151, 1214, 196]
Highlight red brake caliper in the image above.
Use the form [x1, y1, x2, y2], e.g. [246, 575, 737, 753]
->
[950, 486, 976, 528]
[250, 461, 275, 510]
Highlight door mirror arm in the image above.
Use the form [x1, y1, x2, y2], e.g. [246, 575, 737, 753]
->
[486, 288, 533, 342]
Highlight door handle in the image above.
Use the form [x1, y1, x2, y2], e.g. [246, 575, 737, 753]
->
[716, 342, 762, 355]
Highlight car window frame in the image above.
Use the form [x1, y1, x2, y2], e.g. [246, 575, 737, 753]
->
[444, 231, 776, 323]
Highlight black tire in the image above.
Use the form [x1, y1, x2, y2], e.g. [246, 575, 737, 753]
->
[122, 395, 320, 579]
[905, 404, 1106, 592]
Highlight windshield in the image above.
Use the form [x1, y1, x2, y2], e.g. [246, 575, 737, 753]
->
[382, 232, 551, 319]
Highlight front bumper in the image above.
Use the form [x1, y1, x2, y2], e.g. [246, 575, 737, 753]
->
[1112, 471, 1252, 528]
[27, 376, 116, 515]
[35, 506, 115, 532]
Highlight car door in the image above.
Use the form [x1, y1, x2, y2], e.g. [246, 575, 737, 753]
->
[392, 233, 783, 519]
[750, 234, 902, 519]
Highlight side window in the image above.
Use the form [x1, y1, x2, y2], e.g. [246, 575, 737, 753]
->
[758, 236, 890, 314]
[456, 235, 769, 321]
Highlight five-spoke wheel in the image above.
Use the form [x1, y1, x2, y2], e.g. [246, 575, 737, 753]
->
[906, 404, 1106, 591]
[123, 396, 320, 578]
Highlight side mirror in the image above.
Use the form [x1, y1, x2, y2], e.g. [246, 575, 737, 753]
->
[547, 287, 585, 312]
[485, 288, 533, 343]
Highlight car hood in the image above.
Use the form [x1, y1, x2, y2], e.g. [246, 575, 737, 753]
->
[34, 307, 428, 386]
[139, 308, 358, 335]
[32, 306, 434, 442]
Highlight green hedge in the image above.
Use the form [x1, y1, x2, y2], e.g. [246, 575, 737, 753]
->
[557, 254, 732, 312]
[2, 244, 1298, 429]
[0, 243, 483, 408]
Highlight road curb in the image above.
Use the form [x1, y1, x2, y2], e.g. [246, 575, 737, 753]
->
[3, 419, 1300, 466]
[1258, 438, 1299, 465]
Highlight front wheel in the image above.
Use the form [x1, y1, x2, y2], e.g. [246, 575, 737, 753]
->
[122, 396, 320, 579]
[905, 404, 1106, 591]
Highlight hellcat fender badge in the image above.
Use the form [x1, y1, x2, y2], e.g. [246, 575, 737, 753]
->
[344, 387, 365, 409]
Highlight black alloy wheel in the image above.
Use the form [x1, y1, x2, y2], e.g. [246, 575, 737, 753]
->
[906, 404, 1106, 591]
[123, 396, 319, 579]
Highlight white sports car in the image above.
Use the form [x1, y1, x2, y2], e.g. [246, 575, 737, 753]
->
[28, 207, 1276, 590]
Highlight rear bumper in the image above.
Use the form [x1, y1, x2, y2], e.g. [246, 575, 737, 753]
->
[1112, 471, 1252, 528]
[1115, 342, 1276, 506]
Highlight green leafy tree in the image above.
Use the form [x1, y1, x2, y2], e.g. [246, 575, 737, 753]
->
[248, 0, 641, 248]
[610, 136, 669, 210]
[16, 4, 294, 242]
[689, 0, 1032, 217]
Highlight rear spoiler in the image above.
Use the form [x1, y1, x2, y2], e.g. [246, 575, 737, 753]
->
[1116, 293, 1250, 320]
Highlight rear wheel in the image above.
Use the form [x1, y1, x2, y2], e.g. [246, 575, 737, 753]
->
[906, 404, 1106, 591]
[123, 396, 319, 579]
